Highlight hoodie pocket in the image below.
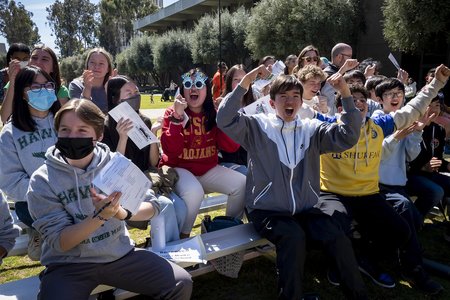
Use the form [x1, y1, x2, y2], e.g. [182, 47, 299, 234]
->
[253, 182, 273, 205]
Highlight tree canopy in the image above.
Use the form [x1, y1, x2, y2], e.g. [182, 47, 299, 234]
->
[152, 29, 194, 85]
[0, 0, 40, 46]
[382, 0, 450, 53]
[98, 0, 158, 56]
[191, 7, 251, 66]
[46, 0, 98, 57]
[245, 0, 360, 59]
[59, 52, 87, 83]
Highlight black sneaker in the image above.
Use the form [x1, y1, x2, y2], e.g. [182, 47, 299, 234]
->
[444, 222, 450, 242]
[327, 268, 340, 286]
[402, 265, 443, 295]
[358, 259, 395, 288]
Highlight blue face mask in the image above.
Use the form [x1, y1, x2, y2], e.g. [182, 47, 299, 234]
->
[26, 89, 57, 111]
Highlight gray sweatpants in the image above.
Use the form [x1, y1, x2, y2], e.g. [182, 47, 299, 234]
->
[38, 248, 192, 300]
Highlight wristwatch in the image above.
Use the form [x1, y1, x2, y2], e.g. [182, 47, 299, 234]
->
[122, 208, 133, 221]
[169, 112, 184, 124]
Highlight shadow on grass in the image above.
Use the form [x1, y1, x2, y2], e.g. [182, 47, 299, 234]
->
[131, 215, 450, 299]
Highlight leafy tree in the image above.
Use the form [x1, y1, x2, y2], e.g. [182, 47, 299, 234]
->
[119, 35, 155, 87]
[191, 7, 251, 66]
[46, 0, 98, 57]
[152, 29, 194, 86]
[115, 47, 132, 77]
[0, 0, 40, 45]
[0, 52, 6, 68]
[245, 0, 360, 59]
[98, 0, 158, 56]
[382, 0, 450, 53]
[116, 34, 165, 87]
[59, 53, 87, 83]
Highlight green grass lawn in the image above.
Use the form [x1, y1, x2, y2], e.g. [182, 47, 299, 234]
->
[140, 94, 173, 110]
[2, 211, 450, 299]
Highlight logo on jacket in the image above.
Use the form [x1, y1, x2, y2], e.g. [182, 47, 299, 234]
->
[193, 136, 202, 147]
[371, 128, 378, 139]
[431, 138, 440, 150]
[32, 151, 46, 159]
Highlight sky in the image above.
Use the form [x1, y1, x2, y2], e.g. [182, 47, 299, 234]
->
[0, 0, 178, 54]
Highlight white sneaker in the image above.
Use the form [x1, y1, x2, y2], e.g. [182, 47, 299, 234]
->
[27, 228, 41, 261]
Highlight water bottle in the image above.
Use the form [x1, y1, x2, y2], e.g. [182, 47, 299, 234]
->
[151, 213, 166, 252]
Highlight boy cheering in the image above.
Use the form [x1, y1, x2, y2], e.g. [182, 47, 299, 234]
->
[217, 66, 367, 300]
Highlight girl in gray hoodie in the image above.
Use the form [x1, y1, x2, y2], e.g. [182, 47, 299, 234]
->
[27, 99, 192, 300]
[0, 66, 61, 260]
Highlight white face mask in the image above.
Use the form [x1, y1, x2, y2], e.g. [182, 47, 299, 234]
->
[19, 61, 28, 69]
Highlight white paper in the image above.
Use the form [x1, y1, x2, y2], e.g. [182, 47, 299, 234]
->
[388, 53, 401, 70]
[242, 95, 275, 115]
[252, 78, 272, 91]
[92, 153, 151, 214]
[252, 60, 286, 91]
[271, 60, 286, 76]
[109, 102, 159, 149]
[149, 235, 207, 267]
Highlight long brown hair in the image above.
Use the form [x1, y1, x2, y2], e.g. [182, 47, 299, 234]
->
[293, 45, 320, 74]
[83, 47, 113, 85]
[31, 45, 62, 94]
[222, 64, 254, 107]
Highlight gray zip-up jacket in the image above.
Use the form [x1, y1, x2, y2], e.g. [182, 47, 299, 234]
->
[217, 85, 362, 214]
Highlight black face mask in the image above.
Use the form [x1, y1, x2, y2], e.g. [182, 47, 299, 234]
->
[120, 94, 141, 111]
[55, 137, 94, 160]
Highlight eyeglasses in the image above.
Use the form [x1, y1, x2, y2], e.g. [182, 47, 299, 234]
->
[340, 53, 352, 58]
[29, 82, 55, 93]
[301, 56, 319, 63]
[383, 91, 404, 99]
[182, 72, 208, 90]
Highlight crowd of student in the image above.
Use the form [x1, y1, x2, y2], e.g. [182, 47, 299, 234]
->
[0, 41, 449, 300]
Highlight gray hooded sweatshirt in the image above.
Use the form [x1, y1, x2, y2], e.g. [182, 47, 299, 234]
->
[27, 143, 160, 266]
[0, 195, 19, 264]
[0, 114, 57, 203]
[217, 85, 362, 214]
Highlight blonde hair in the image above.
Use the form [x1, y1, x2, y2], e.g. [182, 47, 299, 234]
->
[54, 99, 106, 138]
[297, 65, 326, 83]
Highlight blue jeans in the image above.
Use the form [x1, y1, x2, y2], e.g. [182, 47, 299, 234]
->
[15, 201, 34, 228]
[407, 172, 450, 218]
[153, 193, 187, 242]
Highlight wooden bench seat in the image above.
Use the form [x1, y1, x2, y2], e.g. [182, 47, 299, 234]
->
[1, 223, 272, 300]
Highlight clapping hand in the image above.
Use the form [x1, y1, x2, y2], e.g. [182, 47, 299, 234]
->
[82, 70, 95, 89]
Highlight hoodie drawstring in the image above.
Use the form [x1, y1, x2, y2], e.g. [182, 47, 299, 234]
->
[431, 125, 435, 157]
[294, 120, 297, 163]
[73, 169, 83, 214]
